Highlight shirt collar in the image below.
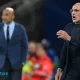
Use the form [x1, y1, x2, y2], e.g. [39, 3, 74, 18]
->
[4, 21, 15, 28]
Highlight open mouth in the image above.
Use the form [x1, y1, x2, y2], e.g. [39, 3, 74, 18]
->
[72, 16, 76, 20]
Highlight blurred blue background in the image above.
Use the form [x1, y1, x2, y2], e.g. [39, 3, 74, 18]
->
[44, 0, 76, 56]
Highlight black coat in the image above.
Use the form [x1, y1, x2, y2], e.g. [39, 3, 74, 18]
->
[60, 23, 80, 80]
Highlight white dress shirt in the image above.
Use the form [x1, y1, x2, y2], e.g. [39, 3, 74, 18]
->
[3, 21, 15, 40]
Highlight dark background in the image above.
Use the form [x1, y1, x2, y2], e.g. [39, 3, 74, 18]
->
[0, 0, 79, 56]
[44, 0, 78, 56]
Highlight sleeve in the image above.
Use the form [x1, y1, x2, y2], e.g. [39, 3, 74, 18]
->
[34, 62, 53, 77]
[70, 35, 80, 47]
[21, 25, 28, 63]
[59, 24, 70, 70]
[64, 23, 80, 47]
[59, 41, 67, 70]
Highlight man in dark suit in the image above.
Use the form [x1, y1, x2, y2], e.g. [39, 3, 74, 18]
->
[55, 3, 80, 80]
[0, 7, 28, 80]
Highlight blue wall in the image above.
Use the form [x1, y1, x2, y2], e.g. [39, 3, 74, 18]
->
[44, 0, 75, 56]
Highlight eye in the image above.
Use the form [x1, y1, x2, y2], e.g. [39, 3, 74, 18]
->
[74, 9, 79, 12]
[2, 13, 9, 16]
[70, 9, 80, 13]
[5, 14, 9, 16]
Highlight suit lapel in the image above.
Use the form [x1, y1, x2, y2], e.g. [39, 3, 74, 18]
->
[10, 23, 18, 42]
[0, 24, 6, 42]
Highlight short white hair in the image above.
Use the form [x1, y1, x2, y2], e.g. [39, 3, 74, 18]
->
[5, 7, 14, 12]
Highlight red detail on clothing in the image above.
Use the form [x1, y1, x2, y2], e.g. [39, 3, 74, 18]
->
[31, 54, 53, 80]
[22, 54, 53, 80]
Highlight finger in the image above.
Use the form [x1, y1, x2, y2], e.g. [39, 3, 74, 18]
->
[58, 36, 65, 40]
[56, 33, 61, 36]
[57, 30, 64, 32]
[56, 32, 63, 36]
[57, 30, 61, 34]
[57, 35, 63, 38]
[55, 76, 59, 80]
[57, 31, 61, 34]
[59, 78, 61, 80]
[59, 76, 61, 80]
[57, 30, 64, 34]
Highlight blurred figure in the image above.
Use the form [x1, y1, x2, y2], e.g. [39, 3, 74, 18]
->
[28, 41, 37, 57]
[41, 39, 59, 79]
[28, 41, 36, 53]
[27, 41, 37, 62]
[41, 39, 59, 70]
[22, 60, 34, 80]
[55, 3, 80, 80]
[0, 7, 28, 80]
[27, 43, 53, 80]
[41, 39, 56, 62]
[22, 41, 37, 80]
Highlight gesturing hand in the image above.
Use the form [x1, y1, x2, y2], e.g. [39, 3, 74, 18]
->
[56, 30, 71, 41]
[55, 71, 62, 80]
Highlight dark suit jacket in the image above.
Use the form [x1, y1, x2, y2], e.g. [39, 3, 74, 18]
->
[0, 22, 28, 69]
[59, 23, 80, 80]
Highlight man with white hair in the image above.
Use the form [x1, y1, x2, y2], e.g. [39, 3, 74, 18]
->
[55, 2, 80, 80]
[0, 7, 28, 80]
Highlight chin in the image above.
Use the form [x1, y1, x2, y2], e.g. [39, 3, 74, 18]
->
[72, 20, 78, 24]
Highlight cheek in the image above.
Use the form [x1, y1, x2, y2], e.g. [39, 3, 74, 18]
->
[3, 16, 9, 20]
[5, 16, 11, 20]
[78, 16, 80, 20]
[29, 48, 35, 52]
[77, 14, 80, 19]
[2, 16, 6, 19]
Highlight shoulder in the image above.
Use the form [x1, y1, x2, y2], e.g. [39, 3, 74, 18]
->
[64, 23, 74, 30]
[43, 56, 52, 65]
[0, 23, 4, 26]
[64, 23, 74, 33]
[15, 22, 24, 28]
[15, 22, 26, 31]
[43, 55, 51, 61]
[0, 23, 4, 29]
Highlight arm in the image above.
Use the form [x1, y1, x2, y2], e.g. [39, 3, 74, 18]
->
[21, 25, 28, 64]
[58, 24, 72, 70]
[59, 41, 67, 70]
[55, 40, 67, 80]
[34, 62, 53, 77]
[64, 23, 80, 47]
[55, 24, 70, 80]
